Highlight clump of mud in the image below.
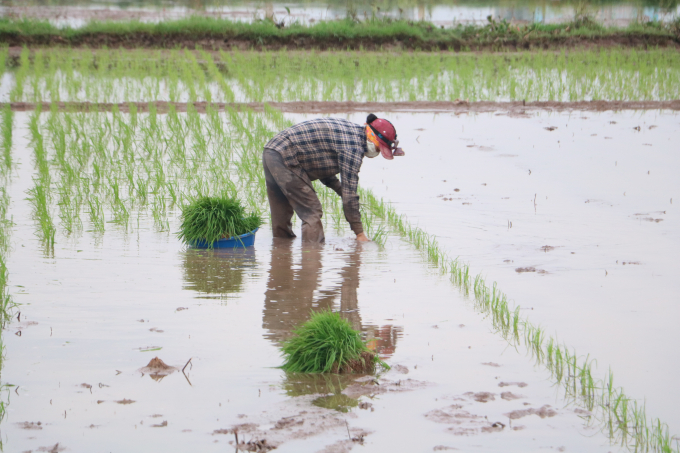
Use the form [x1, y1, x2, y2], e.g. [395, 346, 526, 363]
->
[145, 357, 171, 369]
[330, 351, 378, 374]
[138, 357, 179, 380]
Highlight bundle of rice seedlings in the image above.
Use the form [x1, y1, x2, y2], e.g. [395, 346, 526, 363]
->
[281, 311, 389, 374]
[177, 195, 262, 246]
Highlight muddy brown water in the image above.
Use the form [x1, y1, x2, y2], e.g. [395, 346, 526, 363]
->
[1, 110, 677, 451]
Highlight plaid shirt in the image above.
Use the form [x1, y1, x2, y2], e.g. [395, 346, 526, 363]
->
[265, 118, 367, 234]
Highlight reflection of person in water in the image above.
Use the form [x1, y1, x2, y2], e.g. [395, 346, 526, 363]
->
[262, 239, 331, 340]
[262, 240, 401, 357]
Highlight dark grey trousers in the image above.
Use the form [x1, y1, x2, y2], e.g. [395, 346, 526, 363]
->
[262, 149, 325, 243]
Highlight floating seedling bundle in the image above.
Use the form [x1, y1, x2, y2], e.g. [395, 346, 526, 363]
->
[281, 311, 388, 374]
[177, 195, 262, 247]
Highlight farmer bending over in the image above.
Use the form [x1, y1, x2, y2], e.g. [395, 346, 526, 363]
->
[263, 114, 404, 243]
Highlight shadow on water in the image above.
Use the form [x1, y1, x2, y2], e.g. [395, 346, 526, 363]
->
[181, 247, 258, 301]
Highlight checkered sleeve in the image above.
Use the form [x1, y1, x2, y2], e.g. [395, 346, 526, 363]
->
[338, 147, 365, 235]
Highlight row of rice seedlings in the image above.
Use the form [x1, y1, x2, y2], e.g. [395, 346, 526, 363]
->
[0, 105, 18, 370]
[0, 186, 16, 327]
[0, 68, 16, 339]
[223, 48, 680, 103]
[3, 47, 680, 104]
[0, 185, 13, 424]
[0, 106, 16, 420]
[356, 187, 678, 453]
[1, 104, 13, 168]
[23, 99, 274, 244]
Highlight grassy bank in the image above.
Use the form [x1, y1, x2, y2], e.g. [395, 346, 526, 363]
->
[0, 16, 678, 50]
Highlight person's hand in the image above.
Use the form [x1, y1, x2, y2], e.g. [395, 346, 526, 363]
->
[356, 232, 370, 242]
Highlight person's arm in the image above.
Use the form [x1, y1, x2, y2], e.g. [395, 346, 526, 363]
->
[322, 176, 367, 241]
[319, 175, 343, 197]
[340, 169, 366, 239]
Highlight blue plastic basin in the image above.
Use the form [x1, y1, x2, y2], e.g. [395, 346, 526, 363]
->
[191, 228, 258, 249]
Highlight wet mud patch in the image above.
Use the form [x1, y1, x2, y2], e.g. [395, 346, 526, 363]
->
[464, 392, 496, 403]
[36, 443, 65, 452]
[17, 421, 42, 430]
[331, 351, 379, 374]
[632, 211, 666, 223]
[504, 405, 557, 420]
[234, 439, 276, 452]
[500, 392, 524, 401]
[318, 435, 369, 453]
[515, 267, 548, 274]
[391, 364, 409, 374]
[498, 382, 528, 388]
[213, 399, 373, 452]
[342, 378, 429, 399]
[425, 404, 504, 437]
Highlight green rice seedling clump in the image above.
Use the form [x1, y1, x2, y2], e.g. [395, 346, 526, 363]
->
[282, 311, 387, 374]
[177, 195, 261, 246]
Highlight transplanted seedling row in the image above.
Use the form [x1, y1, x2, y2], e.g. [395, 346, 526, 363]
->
[0, 100, 17, 424]
[3, 47, 680, 104]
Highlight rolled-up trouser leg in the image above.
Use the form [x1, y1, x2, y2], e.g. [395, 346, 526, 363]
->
[262, 149, 325, 243]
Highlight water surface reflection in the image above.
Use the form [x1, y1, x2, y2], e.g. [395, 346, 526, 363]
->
[181, 247, 257, 301]
[262, 239, 402, 357]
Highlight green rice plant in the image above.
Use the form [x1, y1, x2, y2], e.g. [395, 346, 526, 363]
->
[26, 178, 56, 249]
[177, 194, 262, 246]
[281, 310, 387, 374]
[87, 197, 105, 233]
[0, 187, 16, 328]
[1, 104, 13, 168]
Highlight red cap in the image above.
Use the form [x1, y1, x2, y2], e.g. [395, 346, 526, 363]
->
[366, 114, 403, 160]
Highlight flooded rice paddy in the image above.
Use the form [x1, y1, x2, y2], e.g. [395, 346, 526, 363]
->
[0, 44, 678, 451]
[0, 106, 678, 452]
